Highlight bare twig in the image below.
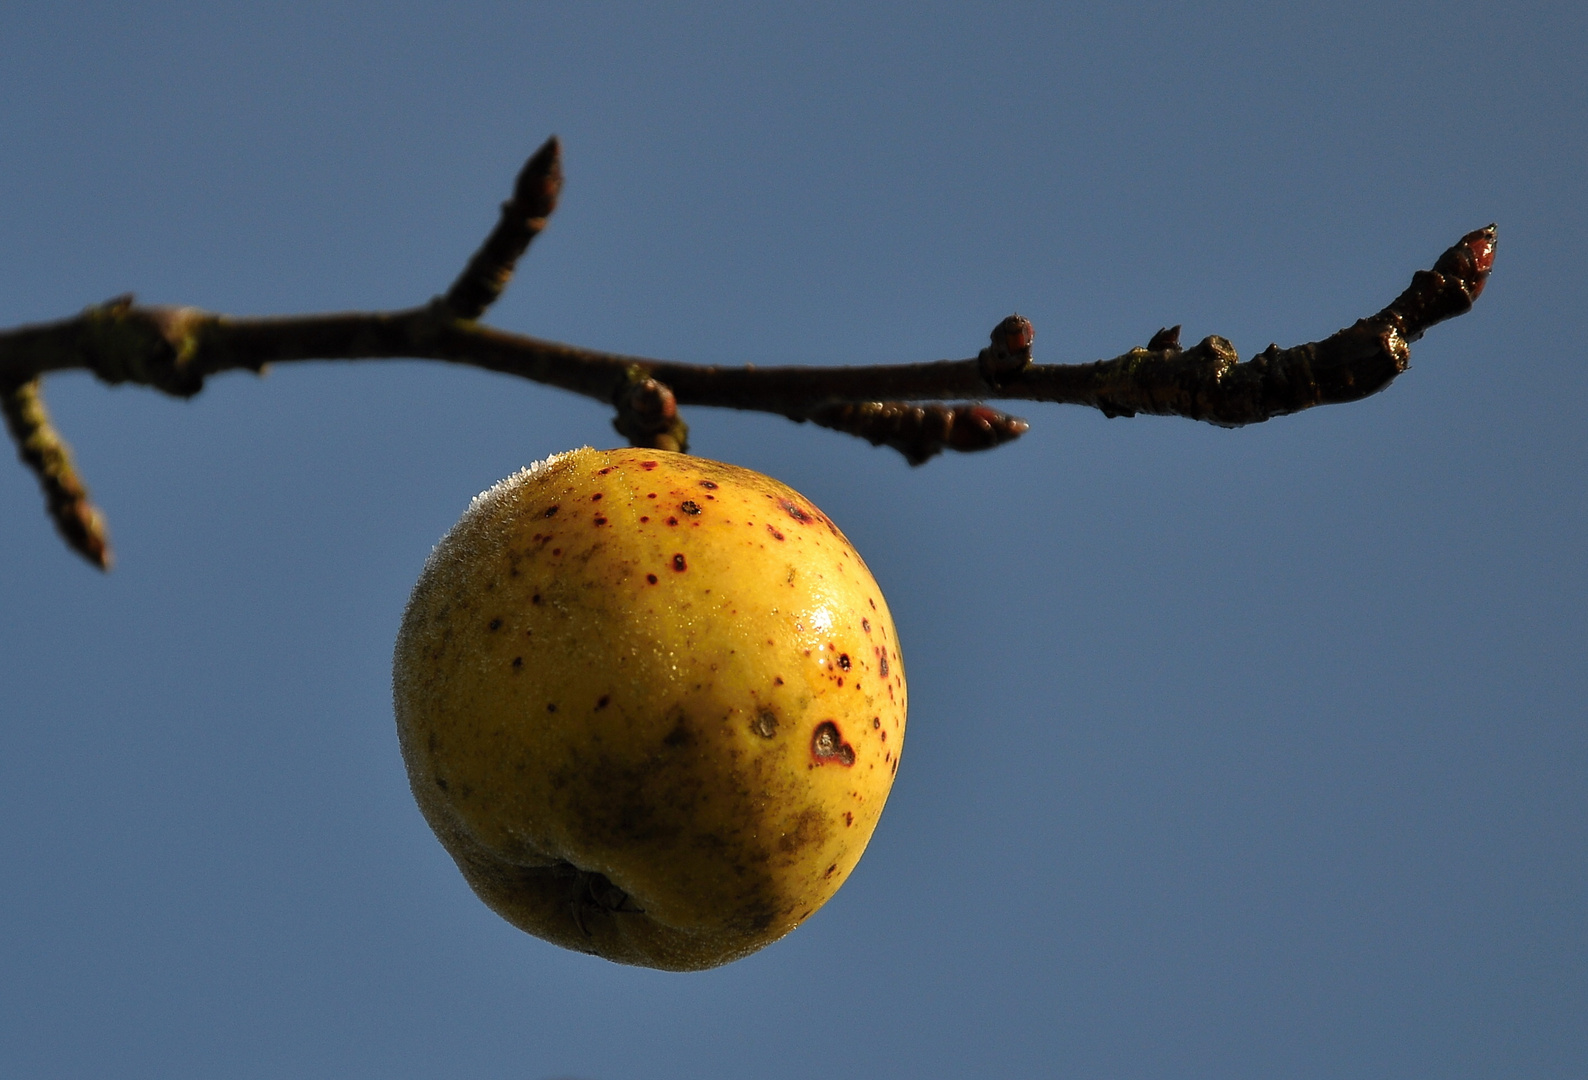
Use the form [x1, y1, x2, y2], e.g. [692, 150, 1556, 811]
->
[442, 136, 563, 320]
[1, 376, 111, 569]
[0, 136, 1495, 566]
[805, 402, 1030, 466]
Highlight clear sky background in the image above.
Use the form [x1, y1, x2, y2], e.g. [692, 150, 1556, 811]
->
[1, 3, 1583, 1078]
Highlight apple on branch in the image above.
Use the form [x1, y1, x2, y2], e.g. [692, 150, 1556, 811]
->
[393, 447, 907, 971]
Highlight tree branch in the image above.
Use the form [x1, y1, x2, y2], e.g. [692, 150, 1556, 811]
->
[0, 136, 1495, 565]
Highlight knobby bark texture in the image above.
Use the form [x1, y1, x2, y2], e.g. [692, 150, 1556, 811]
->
[0, 135, 1496, 568]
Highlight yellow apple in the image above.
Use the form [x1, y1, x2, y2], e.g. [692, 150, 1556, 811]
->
[393, 447, 907, 970]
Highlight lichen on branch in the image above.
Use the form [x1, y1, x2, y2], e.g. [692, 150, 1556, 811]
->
[1, 376, 112, 569]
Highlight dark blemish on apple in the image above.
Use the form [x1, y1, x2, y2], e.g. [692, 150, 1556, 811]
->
[680, 500, 702, 515]
[773, 676, 784, 686]
[766, 525, 784, 541]
[531, 594, 542, 605]
[641, 461, 658, 470]
[435, 776, 449, 791]
[662, 719, 693, 747]
[552, 548, 561, 556]
[488, 618, 502, 631]
[837, 653, 851, 671]
[862, 618, 870, 634]
[595, 694, 610, 711]
[512, 656, 523, 670]
[880, 729, 886, 742]
[878, 650, 889, 677]
[752, 708, 778, 738]
[777, 807, 827, 856]
[836, 678, 843, 686]
[591, 492, 603, 501]
[667, 516, 679, 526]
[543, 506, 559, 517]
[598, 467, 612, 475]
[811, 721, 855, 766]
[700, 480, 718, 489]
[779, 498, 811, 523]
[891, 758, 898, 775]
[844, 812, 853, 827]
[823, 864, 837, 879]
[868, 597, 876, 609]
[547, 703, 558, 713]
[646, 573, 658, 584]
[639, 516, 649, 523]
[593, 515, 607, 526]
[871, 717, 880, 729]
[672, 554, 687, 572]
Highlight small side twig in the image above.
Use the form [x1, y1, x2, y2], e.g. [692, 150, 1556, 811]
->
[798, 315, 1034, 464]
[441, 136, 563, 320]
[803, 401, 1029, 466]
[1, 377, 111, 569]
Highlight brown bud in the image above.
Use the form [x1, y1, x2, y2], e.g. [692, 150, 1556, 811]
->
[1433, 224, 1497, 301]
[620, 377, 677, 427]
[978, 314, 1034, 385]
[612, 374, 689, 453]
[1146, 325, 1182, 352]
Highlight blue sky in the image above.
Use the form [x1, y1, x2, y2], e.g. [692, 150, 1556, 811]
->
[2, 3, 1584, 1078]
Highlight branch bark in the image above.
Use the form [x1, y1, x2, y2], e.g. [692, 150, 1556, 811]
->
[0, 136, 1495, 567]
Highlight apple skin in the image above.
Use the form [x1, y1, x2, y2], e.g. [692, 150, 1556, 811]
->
[393, 447, 906, 970]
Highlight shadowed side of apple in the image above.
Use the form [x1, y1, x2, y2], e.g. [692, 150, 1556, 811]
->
[393, 448, 907, 971]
